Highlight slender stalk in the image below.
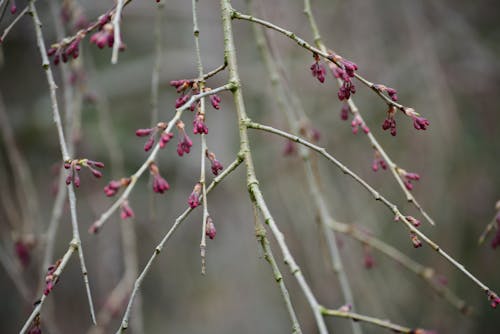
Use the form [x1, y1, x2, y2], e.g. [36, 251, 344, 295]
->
[116, 156, 244, 333]
[28, 0, 96, 325]
[89, 84, 234, 233]
[220, 1, 329, 332]
[246, 120, 499, 303]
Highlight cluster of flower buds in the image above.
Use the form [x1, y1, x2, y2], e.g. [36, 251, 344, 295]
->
[397, 169, 421, 191]
[363, 245, 375, 269]
[64, 159, 104, 187]
[149, 162, 170, 194]
[406, 216, 421, 228]
[340, 103, 350, 121]
[209, 93, 222, 110]
[351, 115, 370, 134]
[47, 35, 83, 65]
[404, 108, 430, 131]
[170, 79, 196, 109]
[104, 177, 131, 197]
[373, 84, 398, 102]
[193, 112, 208, 135]
[188, 183, 202, 208]
[135, 122, 173, 151]
[310, 53, 326, 83]
[176, 121, 193, 156]
[382, 105, 398, 136]
[44, 259, 62, 296]
[120, 201, 134, 220]
[206, 150, 223, 176]
[331, 57, 358, 101]
[205, 216, 216, 240]
[488, 290, 500, 308]
[410, 231, 422, 248]
[371, 151, 387, 172]
[89, 13, 125, 51]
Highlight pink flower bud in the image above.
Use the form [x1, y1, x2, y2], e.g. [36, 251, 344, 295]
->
[205, 217, 216, 240]
[120, 202, 134, 220]
[188, 183, 202, 208]
[159, 132, 174, 148]
[136, 128, 154, 137]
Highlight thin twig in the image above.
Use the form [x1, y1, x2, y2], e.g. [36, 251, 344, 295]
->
[196, 62, 227, 82]
[89, 84, 234, 233]
[0, 5, 28, 43]
[116, 156, 244, 333]
[245, 120, 499, 304]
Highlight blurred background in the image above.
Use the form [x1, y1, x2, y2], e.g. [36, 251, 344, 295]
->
[1, 0, 499, 333]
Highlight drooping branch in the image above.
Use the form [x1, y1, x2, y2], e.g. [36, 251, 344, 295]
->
[303, 0, 435, 225]
[245, 120, 499, 306]
[230, 9, 418, 116]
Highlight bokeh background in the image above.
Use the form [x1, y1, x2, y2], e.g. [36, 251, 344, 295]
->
[1, 0, 499, 333]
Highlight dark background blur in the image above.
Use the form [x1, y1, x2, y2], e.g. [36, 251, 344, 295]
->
[1, 0, 499, 333]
